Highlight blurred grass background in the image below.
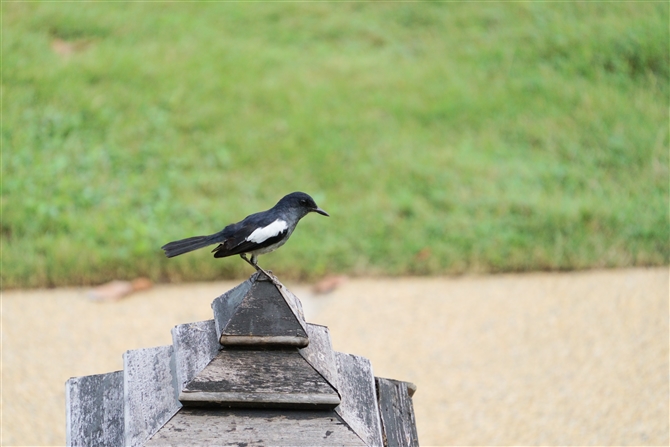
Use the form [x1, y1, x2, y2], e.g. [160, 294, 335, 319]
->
[2, 2, 668, 288]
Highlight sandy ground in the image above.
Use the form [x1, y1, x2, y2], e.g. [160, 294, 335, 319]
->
[1, 267, 668, 446]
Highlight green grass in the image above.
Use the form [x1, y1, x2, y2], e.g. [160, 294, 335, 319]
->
[2, 2, 668, 288]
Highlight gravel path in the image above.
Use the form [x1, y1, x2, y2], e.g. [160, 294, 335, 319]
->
[2, 267, 668, 446]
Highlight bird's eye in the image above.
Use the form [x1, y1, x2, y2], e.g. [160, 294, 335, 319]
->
[300, 199, 307, 205]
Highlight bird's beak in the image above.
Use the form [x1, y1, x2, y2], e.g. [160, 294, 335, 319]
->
[313, 207, 329, 217]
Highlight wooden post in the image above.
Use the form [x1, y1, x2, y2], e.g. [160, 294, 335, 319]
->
[376, 378, 420, 447]
[171, 319, 220, 391]
[66, 371, 124, 447]
[123, 346, 181, 447]
[212, 272, 309, 347]
[66, 273, 419, 446]
[334, 353, 384, 447]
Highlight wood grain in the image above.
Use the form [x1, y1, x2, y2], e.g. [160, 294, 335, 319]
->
[222, 280, 307, 337]
[375, 378, 419, 447]
[211, 275, 254, 337]
[65, 371, 124, 447]
[123, 345, 181, 447]
[171, 319, 220, 391]
[180, 349, 340, 409]
[334, 352, 384, 447]
[146, 408, 366, 446]
[299, 323, 340, 394]
[276, 281, 307, 327]
[213, 273, 309, 347]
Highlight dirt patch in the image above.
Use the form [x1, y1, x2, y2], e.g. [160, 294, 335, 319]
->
[2, 268, 668, 446]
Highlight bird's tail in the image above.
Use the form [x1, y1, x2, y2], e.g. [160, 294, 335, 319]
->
[161, 234, 220, 258]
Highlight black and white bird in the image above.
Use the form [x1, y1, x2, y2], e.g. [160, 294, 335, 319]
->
[161, 192, 328, 278]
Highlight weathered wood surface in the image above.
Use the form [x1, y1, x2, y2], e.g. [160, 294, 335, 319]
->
[211, 274, 254, 336]
[375, 378, 419, 447]
[66, 370, 124, 447]
[275, 280, 306, 324]
[334, 352, 384, 447]
[180, 349, 340, 409]
[213, 273, 309, 347]
[145, 408, 366, 446]
[299, 323, 340, 393]
[123, 345, 181, 447]
[171, 319, 220, 391]
[406, 381, 417, 397]
[220, 276, 309, 347]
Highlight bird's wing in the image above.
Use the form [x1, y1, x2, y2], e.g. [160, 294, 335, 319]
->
[212, 214, 289, 258]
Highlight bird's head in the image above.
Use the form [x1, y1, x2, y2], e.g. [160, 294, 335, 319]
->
[277, 192, 329, 218]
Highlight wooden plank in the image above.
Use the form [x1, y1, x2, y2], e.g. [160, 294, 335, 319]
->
[66, 370, 124, 447]
[179, 349, 339, 409]
[219, 277, 308, 347]
[375, 378, 420, 447]
[217, 335, 309, 346]
[171, 319, 220, 391]
[178, 391, 339, 408]
[145, 408, 366, 446]
[276, 281, 307, 330]
[123, 345, 181, 446]
[406, 381, 417, 398]
[299, 323, 340, 393]
[334, 352, 384, 447]
[211, 274, 255, 337]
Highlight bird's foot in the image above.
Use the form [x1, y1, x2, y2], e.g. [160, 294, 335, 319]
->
[240, 254, 282, 287]
[257, 266, 282, 286]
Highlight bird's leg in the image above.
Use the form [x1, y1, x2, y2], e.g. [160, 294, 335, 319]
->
[240, 254, 281, 286]
[240, 253, 258, 270]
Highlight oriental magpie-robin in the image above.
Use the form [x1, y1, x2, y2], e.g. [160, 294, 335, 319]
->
[161, 192, 328, 279]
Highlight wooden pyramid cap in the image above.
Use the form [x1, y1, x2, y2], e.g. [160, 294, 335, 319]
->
[211, 272, 309, 347]
[178, 349, 340, 409]
[178, 324, 342, 410]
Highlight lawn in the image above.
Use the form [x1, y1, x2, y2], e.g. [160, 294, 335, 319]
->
[2, 2, 668, 287]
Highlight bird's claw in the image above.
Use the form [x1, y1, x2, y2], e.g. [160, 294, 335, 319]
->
[257, 267, 282, 287]
[241, 254, 282, 287]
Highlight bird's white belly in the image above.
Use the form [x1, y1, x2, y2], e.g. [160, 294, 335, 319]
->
[249, 237, 289, 256]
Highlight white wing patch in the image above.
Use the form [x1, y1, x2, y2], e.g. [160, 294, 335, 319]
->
[246, 219, 288, 244]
